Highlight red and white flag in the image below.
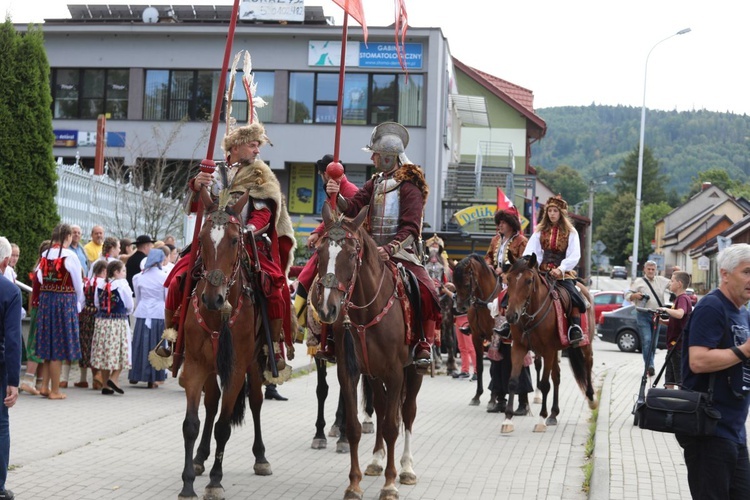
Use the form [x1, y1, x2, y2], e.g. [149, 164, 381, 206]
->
[497, 188, 513, 211]
[333, 0, 368, 43]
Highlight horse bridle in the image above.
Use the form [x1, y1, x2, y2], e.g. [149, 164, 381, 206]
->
[200, 210, 244, 290]
[464, 261, 502, 309]
[514, 265, 555, 335]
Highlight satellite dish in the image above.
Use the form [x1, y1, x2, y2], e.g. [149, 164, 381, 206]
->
[142, 7, 159, 23]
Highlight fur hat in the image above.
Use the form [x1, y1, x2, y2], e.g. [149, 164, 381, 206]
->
[222, 122, 267, 153]
[494, 206, 521, 232]
[545, 194, 568, 213]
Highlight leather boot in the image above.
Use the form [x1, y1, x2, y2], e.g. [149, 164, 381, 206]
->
[414, 320, 435, 369]
[269, 318, 286, 372]
[568, 311, 584, 347]
[514, 392, 530, 416]
[458, 324, 471, 335]
[293, 294, 307, 343]
[155, 309, 176, 357]
[314, 325, 336, 363]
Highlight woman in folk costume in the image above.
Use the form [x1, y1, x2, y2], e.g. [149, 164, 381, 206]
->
[77, 259, 108, 390]
[325, 122, 440, 370]
[162, 122, 295, 377]
[523, 194, 586, 346]
[129, 249, 168, 388]
[34, 223, 85, 400]
[91, 260, 133, 395]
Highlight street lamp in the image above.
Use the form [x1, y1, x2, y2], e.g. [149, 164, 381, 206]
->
[586, 172, 616, 284]
[630, 27, 691, 280]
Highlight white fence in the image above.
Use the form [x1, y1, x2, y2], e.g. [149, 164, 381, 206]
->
[55, 158, 185, 245]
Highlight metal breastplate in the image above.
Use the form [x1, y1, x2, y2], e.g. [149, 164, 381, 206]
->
[370, 176, 401, 246]
[426, 261, 444, 282]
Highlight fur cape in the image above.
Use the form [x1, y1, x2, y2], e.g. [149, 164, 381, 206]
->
[393, 163, 429, 204]
[230, 160, 296, 275]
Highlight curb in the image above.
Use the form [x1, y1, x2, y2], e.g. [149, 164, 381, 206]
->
[589, 367, 612, 498]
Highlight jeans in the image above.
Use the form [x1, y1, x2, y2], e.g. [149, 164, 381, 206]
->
[676, 434, 750, 499]
[0, 366, 9, 491]
[637, 311, 659, 370]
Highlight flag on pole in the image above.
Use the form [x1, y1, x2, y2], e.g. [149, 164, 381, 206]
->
[333, 0, 368, 42]
[497, 188, 513, 211]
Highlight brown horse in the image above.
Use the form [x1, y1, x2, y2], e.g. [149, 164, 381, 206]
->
[501, 253, 597, 433]
[311, 202, 423, 500]
[452, 255, 503, 405]
[178, 187, 270, 499]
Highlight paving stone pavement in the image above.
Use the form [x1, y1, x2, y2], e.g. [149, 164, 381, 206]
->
[8, 339, 745, 499]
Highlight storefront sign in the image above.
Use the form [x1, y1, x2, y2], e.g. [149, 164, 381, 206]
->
[359, 42, 423, 69]
[453, 204, 529, 229]
[240, 0, 304, 23]
[54, 130, 78, 147]
[289, 162, 316, 214]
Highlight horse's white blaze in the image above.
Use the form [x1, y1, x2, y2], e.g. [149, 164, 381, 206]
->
[210, 224, 224, 257]
[369, 447, 385, 468]
[322, 241, 342, 313]
[400, 430, 414, 473]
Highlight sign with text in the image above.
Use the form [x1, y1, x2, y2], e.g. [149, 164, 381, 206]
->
[54, 130, 77, 147]
[359, 42, 423, 69]
[308, 41, 360, 66]
[53, 130, 126, 148]
[453, 204, 528, 230]
[240, 0, 304, 23]
[289, 163, 316, 214]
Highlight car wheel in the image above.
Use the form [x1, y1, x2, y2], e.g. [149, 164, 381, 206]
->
[616, 330, 639, 353]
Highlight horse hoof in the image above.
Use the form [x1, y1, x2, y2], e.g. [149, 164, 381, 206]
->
[399, 471, 417, 485]
[500, 420, 515, 434]
[344, 487, 364, 500]
[336, 441, 350, 454]
[254, 462, 273, 476]
[365, 463, 383, 476]
[178, 494, 198, 500]
[533, 423, 548, 432]
[328, 424, 341, 437]
[362, 421, 375, 434]
[546, 416, 558, 426]
[203, 486, 225, 500]
[589, 399, 599, 410]
[193, 462, 205, 476]
[469, 398, 480, 407]
[533, 396, 542, 404]
[379, 485, 399, 500]
[311, 437, 327, 449]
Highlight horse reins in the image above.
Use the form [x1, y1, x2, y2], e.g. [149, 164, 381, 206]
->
[516, 268, 555, 338]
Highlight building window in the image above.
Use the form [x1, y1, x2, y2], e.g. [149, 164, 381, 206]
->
[287, 72, 422, 126]
[52, 68, 130, 119]
[226, 71, 274, 124]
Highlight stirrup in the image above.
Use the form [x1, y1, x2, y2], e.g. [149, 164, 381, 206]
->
[493, 322, 511, 340]
[567, 325, 583, 346]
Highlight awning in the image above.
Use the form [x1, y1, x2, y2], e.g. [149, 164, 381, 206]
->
[449, 94, 489, 127]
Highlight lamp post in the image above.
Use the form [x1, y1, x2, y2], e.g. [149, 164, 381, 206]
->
[586, 172, 616, 284]
[630, 27, 691, 280]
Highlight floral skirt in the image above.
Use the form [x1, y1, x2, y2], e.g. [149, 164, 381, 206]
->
[78, 306, 97, 368]
[90, 318, 131, 371]
[35, 291, 81, 361]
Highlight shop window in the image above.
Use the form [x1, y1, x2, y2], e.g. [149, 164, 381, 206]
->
[52, 68, 130, 120]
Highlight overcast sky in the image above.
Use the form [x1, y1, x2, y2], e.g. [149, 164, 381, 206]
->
[5, 0, 749, 115]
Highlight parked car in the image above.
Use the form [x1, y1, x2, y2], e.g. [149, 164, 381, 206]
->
[597, 305, 667, 353]
[610, 266, 628, 279]
[685, 288, 698, 306]
[592, 291, 625, 323]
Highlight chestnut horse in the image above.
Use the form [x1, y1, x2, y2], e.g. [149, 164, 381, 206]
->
[452, 255, 503, 405]
[312, 203, 423, 500]
[501, 253, 597, 433]
[178, 187, 270, 499]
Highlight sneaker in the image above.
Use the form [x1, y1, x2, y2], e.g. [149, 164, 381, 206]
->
[470, 373, 477, 381]
[458, 325, 471, 336]
[452, 372, 470, 379]
[647, 366, 655, 377]
[0, 488, 15, 499]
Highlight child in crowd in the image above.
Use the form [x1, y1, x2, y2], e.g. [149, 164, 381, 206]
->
[91, 260, 133, 395]
[77, 260, 107, 390]
[658, 271, 693, 389]
[18, 240, 51, 396]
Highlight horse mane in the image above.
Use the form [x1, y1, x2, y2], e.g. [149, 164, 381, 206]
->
[338, 217, 382, 271]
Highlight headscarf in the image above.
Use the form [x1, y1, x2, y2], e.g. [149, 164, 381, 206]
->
[143, 248, 165, 271]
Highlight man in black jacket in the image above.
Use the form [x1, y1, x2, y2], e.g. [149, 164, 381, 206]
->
[125, 235, 155, 290]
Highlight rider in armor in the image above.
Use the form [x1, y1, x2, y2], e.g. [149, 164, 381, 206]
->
[523, 194, 585, 346]
[425, 234, 451, 286]
[325, 122, 440, 370]
[160, 122, 296, 378]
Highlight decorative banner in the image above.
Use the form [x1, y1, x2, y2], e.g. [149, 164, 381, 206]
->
[453, 204, 528, 230]
[288, 162, 316, 214]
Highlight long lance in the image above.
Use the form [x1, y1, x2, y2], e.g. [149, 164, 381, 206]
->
[173, 0, 242, 375]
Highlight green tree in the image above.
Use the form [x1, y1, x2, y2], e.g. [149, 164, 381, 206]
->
[615, 145, 667, 205]
[686, 168, 739, 198]
[596, 193, 635, 265]
[0, 20, 59, 280]
[537, 164, 588, 207]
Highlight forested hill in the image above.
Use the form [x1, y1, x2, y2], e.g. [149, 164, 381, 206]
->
[530, 105, 750, 196]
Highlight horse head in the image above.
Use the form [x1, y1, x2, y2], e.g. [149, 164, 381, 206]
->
[314, 202, 369, 324]
[504, 253, 539, 325]
[452, 255, 495, 314]
[198, 187, 249, 311]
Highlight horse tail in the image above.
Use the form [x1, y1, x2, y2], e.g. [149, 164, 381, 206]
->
[343, 325, 360, 381]
[230, 376, 247, 427]
[566, 346, 590, 395]
[216, 319, 235, 389]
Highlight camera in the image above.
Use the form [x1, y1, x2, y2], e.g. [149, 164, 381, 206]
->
[659, 311, 670, 321]
[641, 294, 650, 302]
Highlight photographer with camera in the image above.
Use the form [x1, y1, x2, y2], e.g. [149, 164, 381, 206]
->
[678, 244, 750, 498]
[625, 260, 670, 376]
